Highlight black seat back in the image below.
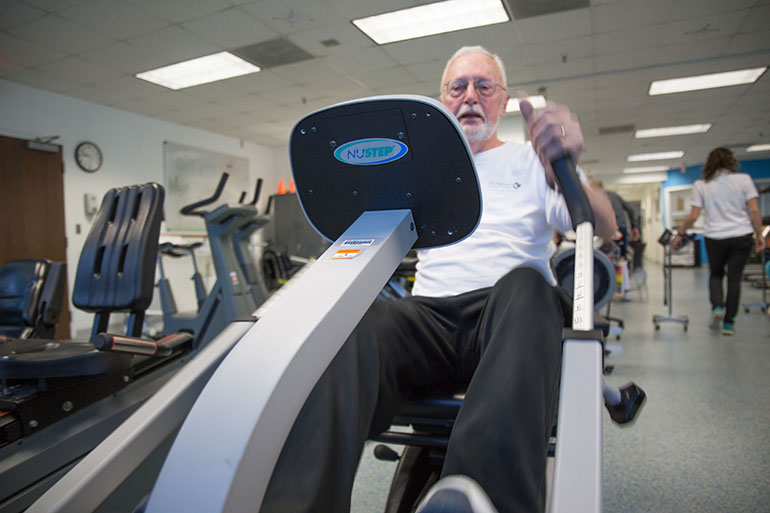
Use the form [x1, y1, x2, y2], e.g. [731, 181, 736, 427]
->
[0, 259, 51, 339]
[73, 183, 164, 338]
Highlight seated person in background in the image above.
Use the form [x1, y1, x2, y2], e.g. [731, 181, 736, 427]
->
[590, 178, 640, 299]
[260, 45, 616, 513]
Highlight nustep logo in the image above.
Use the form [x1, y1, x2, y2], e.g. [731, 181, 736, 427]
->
[333, 138, 408, 166]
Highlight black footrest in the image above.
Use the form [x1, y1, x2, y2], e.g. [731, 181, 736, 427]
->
[605, 382, 646, 425]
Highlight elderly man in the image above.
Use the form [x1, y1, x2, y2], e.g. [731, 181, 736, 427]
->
[260, 46, 616, 513]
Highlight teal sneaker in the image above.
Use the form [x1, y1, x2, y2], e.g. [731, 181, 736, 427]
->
[710, 307, 724, 330]
[722, 322, 734, 336]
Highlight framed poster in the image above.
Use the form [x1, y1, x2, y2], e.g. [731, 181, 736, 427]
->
[163, 142, 250, 232]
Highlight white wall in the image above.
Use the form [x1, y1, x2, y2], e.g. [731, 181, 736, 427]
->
[0, 79, 283, 336]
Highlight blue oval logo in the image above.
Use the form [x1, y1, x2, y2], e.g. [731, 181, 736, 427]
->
[333, 138, 408, 166]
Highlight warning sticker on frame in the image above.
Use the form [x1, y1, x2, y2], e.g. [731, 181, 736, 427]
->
[341, 239, 375, 247]
[332, 249, 361, 260]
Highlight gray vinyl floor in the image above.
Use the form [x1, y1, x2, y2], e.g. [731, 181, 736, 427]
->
[349, 261, 770, 512]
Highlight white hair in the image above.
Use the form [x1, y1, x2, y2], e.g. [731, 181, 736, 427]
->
[440, 46, 507, 94]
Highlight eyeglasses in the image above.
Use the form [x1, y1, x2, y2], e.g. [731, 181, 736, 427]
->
[443, 78, 506, 98]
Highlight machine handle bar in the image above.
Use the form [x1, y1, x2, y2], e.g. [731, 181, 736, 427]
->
[551, 156, 594, 230]
[180, 173, 229, 218]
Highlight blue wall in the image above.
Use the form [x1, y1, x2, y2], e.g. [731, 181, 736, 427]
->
[663, 156, 770, 189]
[661, 156, 770, 264]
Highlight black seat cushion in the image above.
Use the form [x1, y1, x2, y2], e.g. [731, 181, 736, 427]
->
[0, 259, 51, 338]
[0, 338, 133, 379]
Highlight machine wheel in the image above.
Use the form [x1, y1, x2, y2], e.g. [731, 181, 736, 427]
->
[654, 324, 660, 331]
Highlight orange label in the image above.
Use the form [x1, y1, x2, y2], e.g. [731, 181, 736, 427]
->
[332, 249, 361, 260]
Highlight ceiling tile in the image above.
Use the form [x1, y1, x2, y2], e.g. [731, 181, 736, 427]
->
[182, 7, 277, 49]
[259, 84, 313, 106]
[534, 56, 595, 82]
[515, 8, 592, 44]
[179, 80, 243, 101]
[125, 25, 222, 65]
[663, 11, 747, 45]
[6, 13, 116, 53]
[595, 49, 664, 74]
[0, 1, 46, 29]
[57, 0, 168, 39]
[268, 59, 341, 85]
[220, 70, 296, 95]
[526, 36, 592, 64]
[90, 75, 170, 98]
[81, 41, 172, 74]
[126, 0, 234, 23]
[241, 0, 346, 35]
[64, 84, 129, 105]
[326, 0, 417, 21]
[287, 22, 374, 58]
[668, 0, 756, 21]
[111, 98, 173, 118]
[723, 30, 770, 54]
[438, 22, 521, 56]
[402, 60, 444, 86]
[0, 32, 66, 73]
[323, 47, 398, 75]
[21, 0, 85, 12]
[594, 25, 667, 56]
[382, 34, 461, 66]
[142, 91, 213, 110]
[346, 65, 416, 91]
[34, 56, 124, 84]
[2, 67, 80, 92]
[738, 4, 770, 33]
[592, 0, 670, 32]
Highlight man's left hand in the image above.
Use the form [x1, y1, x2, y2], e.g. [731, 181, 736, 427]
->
[519, 97, 584, 186]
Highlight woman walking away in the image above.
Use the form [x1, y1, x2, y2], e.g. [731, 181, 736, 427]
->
[673, 147, 764, 335]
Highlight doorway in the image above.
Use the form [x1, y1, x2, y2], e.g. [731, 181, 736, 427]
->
[0, 134, 71, 338]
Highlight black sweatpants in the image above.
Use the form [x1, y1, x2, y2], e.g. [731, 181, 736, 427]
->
[260, 267, 569, 513]
[704, 234, 754, 324]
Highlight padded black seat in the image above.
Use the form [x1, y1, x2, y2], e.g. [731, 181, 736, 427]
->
[0, 258, 65, 340]
[0, 183, 164, 380]
[0, 338, 132, 379]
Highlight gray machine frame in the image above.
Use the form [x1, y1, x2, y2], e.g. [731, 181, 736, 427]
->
[28, 95, 615, 513]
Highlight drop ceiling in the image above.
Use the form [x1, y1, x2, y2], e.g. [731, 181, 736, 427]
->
[1, 0, 769, 179]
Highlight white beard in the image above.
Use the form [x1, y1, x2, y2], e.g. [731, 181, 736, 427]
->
[457, 104, 499, 145]
[462, 119, 498, 144]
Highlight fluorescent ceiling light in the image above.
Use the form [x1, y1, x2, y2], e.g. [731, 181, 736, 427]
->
[352, 0, 509, 45]
[635, 124, 712, 138]
[747, 143, 770, 152]
[135, 52, 261, 90]
[623, 165, 671, 174]
[506, 95, 547, 113]
[627, 151, 684, 162]
[617, 173, 669, 184]
[648, 67, 767, 95]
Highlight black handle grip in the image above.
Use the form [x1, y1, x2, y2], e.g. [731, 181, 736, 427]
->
[248, 178, 263, 206]
[551, 156, 594, 230]
[180, 173, 229, 217]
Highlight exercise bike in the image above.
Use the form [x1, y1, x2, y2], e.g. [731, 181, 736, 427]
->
[27, 96, 644, 513]
[155, 173, 259, 347]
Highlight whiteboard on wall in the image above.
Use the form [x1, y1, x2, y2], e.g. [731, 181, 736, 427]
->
[163, 142, 250, 232]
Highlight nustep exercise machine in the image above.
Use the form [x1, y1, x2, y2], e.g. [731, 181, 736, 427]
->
[27, 96, 643, 513]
